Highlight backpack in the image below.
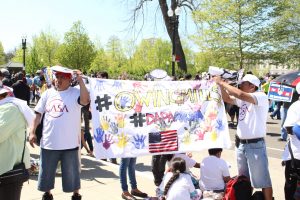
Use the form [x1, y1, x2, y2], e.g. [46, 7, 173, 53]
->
[223, 175, 252, 200]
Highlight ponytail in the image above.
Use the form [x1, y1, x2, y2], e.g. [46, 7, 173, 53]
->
[162, 170, 180, 199]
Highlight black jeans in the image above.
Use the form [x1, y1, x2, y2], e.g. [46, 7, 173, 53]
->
[284, 159, 300, 200]
[0, 181, 23, 200]
[151, 154, 173, 186]
[81, 106, 93, 152]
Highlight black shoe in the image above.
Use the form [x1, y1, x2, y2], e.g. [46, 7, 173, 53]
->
[110, 158, 117, 164]
[42, 192, 53, 200]
[71, 193, 82, 200]
[277, 138, 287, 142]
[270, 115, 274, 119]
[131, 190, 148, 198]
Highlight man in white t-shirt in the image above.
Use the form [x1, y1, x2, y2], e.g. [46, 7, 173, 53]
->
[200, 148, 230, 194]
[213, 74, 273, 200]
[282, 82, 300, 200]
[29, 66, 89, 200]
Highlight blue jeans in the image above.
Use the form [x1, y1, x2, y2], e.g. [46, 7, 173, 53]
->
[119, 158, 137, 192]
[38, 148, 81, 192]
[236, 140, 272, 188]
[280, 107, 288, 140]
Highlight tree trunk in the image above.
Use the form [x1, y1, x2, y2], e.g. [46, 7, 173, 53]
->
[158, 0, 187, 73]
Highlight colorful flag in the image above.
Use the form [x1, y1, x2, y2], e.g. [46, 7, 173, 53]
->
[148, 130, 178, 153]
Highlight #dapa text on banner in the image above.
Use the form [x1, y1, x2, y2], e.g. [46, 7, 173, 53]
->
[89, 78, 231, 159]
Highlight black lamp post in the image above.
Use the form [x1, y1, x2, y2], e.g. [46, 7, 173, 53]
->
[22, 37, 26, 70]
[168, 6, 180, 77]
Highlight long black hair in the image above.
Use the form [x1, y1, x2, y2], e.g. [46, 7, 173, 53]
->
[162, 157, 186, 200]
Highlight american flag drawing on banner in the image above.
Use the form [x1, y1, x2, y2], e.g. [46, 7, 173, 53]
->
[148, 130, 178, 153]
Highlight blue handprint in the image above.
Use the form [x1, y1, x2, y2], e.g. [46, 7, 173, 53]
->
[132, 134, 146, 149]
[94, 80, 105, 91]
[110, 122, 119, 135]
[94, 127, 105, 143]
[215, 119, 225, 131]
[120, 96, 130, 109]
[113, 81, 122, 89]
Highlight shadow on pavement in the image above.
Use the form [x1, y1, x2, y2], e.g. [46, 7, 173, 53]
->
[80, 157, 119, 180]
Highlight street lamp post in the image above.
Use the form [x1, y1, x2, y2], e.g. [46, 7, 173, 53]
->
[22, 37, 27, 71]
[168, 6, 180, 77]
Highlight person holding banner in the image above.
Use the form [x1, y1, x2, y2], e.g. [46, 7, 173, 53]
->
[213, 74, 273, 200]
[29, 66, 90, 200]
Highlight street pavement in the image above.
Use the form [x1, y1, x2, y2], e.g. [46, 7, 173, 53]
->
[21, 116, 286, 200]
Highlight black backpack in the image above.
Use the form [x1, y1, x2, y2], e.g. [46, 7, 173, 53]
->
[223, 175, 252, 200]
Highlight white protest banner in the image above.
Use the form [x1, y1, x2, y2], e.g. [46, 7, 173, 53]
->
[89, 78, 231, 159]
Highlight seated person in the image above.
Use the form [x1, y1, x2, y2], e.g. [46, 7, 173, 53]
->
[157, 157, 201, 200]
[199, 148, 230, 199]
[166, 153, 200, 189]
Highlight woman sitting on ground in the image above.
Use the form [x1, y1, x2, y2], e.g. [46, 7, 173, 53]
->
[157, 157, 201, 200]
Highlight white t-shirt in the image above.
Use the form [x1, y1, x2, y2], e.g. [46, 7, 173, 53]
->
[235, 92, 268, 139]
[199, 155, 230, 191]
[282, 100, 300, 161]
[35, 87, 82, 150]
[159, 172, 198, 200]
[167, 154, 197, 171]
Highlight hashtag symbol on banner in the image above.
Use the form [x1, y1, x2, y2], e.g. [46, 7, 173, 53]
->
[95, 94, 112, 112]
[130, 113, 146, 127]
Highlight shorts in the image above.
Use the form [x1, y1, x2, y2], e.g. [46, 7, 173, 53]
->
[228, 105, 239, 116]
[236, 140, 272, 188]
[38, 148, 81, 192]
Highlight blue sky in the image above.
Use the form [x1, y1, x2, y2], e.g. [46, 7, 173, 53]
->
[0, 0, 197, 53]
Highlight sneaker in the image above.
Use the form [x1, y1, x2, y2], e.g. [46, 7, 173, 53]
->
[71, 193, 82, 200]
[42, 192, 53, 200]
[277, 138, 287, 142]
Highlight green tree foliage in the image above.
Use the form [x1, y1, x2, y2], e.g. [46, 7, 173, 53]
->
[56, 21, 96, 72]
[0, 42, 5, 65]
[268, 0, 300, 68]
[192, 0, 274, 69]
[90, 48, 109, 74]
[26, 43, 42, 74]
[131, 38, 171, 76]
[105, 35, 127, 75]
[34, 30, 60, 66]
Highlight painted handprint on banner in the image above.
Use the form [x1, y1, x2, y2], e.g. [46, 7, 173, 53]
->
[182, 127, 192, 145]
[196, 129, 205, 140]
[100, 116, 110, 131]
[134, 102, 143, 113]
[132, 82, 147, 92]
[112, 81, 122, 90]
[215, 119, 225, 131]
[115, 114, 125, 128]
[120, 96, 130, 109]
[94, 127, 105, 143]
[103, 134, 114, 149]
[210, 129, 217, 141]
[94, 79, 105, 91]
[110, 122, 119, 134]
[155, 118, 172, 131]
[132, 134, 146, 149]
[117, 132, 129, 148]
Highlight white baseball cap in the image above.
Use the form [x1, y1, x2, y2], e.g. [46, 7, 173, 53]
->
[296, 82, 300, 94]
[240, 74, 261, 87]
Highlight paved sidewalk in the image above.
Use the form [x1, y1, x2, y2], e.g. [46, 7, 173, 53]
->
[21, 145, 285, 200]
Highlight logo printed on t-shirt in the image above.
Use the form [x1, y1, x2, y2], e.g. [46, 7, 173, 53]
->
[46, 99, 69, 118]
[239, 104, 249, 121]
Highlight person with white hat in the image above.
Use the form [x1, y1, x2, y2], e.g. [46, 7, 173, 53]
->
[282, 82, 300, 200]
[29, 66, 90, 200]
[213, 74, 273, 200]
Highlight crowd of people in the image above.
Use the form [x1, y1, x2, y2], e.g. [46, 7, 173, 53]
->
[0, 66, 299, 200]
